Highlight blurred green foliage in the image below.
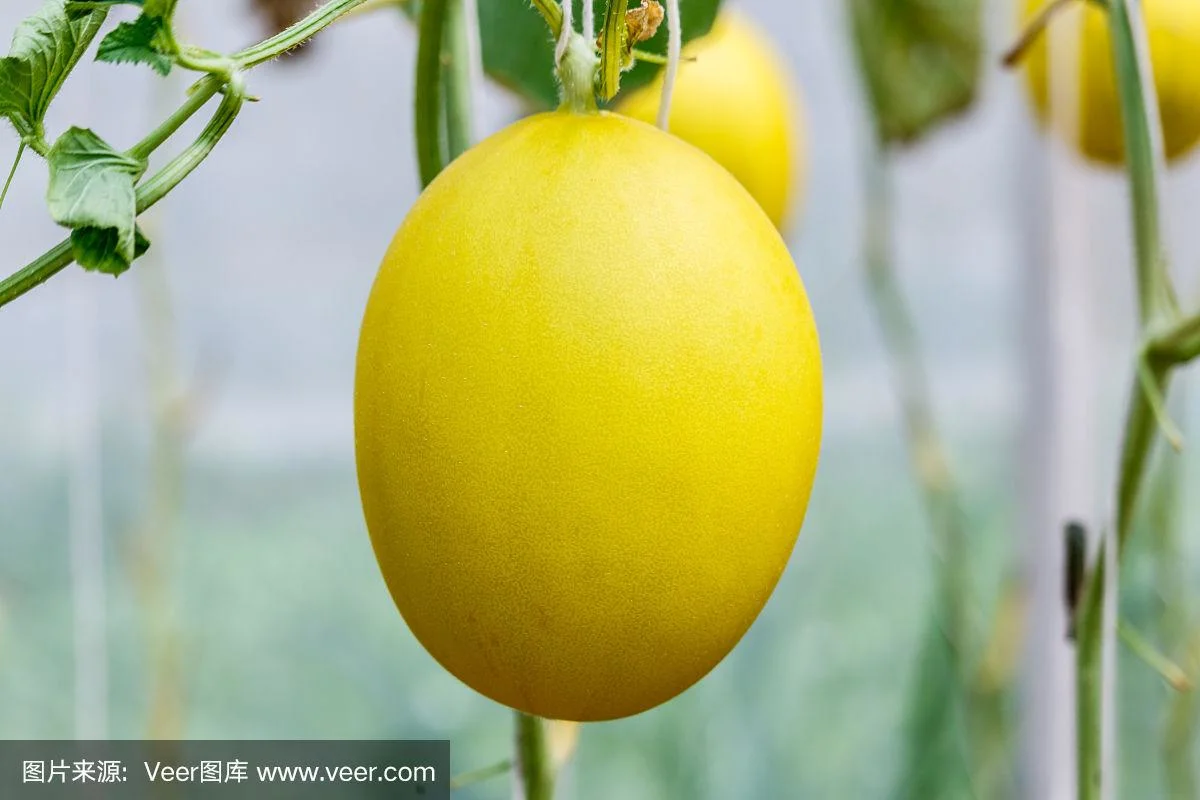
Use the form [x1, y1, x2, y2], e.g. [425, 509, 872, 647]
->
[848, 0, 984, 144]
[848, 3, 1002, 797]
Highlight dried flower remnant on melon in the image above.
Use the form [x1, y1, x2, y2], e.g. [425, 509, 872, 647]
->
[597, 0, 665, 52]
[627, 1, 665, 44]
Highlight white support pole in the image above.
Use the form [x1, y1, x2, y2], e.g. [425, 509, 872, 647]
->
[1017, 5, 1092, 799]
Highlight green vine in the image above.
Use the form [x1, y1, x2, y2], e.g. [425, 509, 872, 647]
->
[515, 711, 555, 800]
[442, 0, 474, 159]
[414, 0, 452, 185]
[598, 0, 630, 100]
[997, 0, 1200, 796]
[0, 0, 370, 310]
[1072, 0, 1177, 793]
[998, 0, 1200, 793]
[0, 142, 24, 211]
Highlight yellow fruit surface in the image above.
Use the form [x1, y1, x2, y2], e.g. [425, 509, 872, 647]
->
[355, 110, 823, 721]
[617, 13, 803, 229]
[1022, 0, 1200, 164]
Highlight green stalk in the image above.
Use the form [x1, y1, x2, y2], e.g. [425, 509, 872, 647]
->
[1001, 0, 1081, 67]
[1117, 621, 1189, 691]
[1149, 311, 1200, 364]
[1114, 366, 1170, 555]
[515, 712, 555, 800]
[132, 83, 244, 215]
[233, 0, 372, 68]
[1074, 0, 1180, 796]
[557, 33, 599, 113]
[414, 0, 450, 186]
[449, 758, 513, 790]
[1105, 0, 1174, 328]
[0, 142, 25, 212]
[129, 76, 224, 161]
[442, 0, 473, 161]
[1076, 554, 1105, 800]
[0, 80, 242, 309]
[0, 240, 75, 308]
[598, 0, 629, 100]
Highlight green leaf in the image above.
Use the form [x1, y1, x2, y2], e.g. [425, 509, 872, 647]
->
[849, 0, 983, 145]
[477, 0, 723, 111]
[0, 0, 107, 139]
[70, 223, 150, 275]
[46, 127, 148, 276]
[97, 14, 173, 75]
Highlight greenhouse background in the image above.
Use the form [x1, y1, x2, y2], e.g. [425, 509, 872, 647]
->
[2, 0, 1200, 797]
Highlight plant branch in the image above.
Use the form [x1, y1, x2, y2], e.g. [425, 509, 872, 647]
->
[1108, 0, 1176, 327]
[1136, 355, 1183, 451]
[1001, 0, 1081, 68]
[0, 79, 243, 310]
[1076, 545, 1106, 800]
[0, 142, 25, 212]
[1075, 0, 1180, 796]
[135, 77, 245, 211]
[0, 0, 370, 309]
[414, 0, 449, 186]
[442, 0, 474, 160]
[450, 758, 513, 790]
[1114, 371, 1170, 555]
[26, 132, 50, 159]
[515, 712, 555, 800]
[1119, 620, 1191, 691]
[1149, 310, 1200, 366]
[129, 76, 224, 162]
[340, 0, 416, 20]
[233, 0, 372, 68]
[598, 0, 629, 100]
[0, 240, 75, 308]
